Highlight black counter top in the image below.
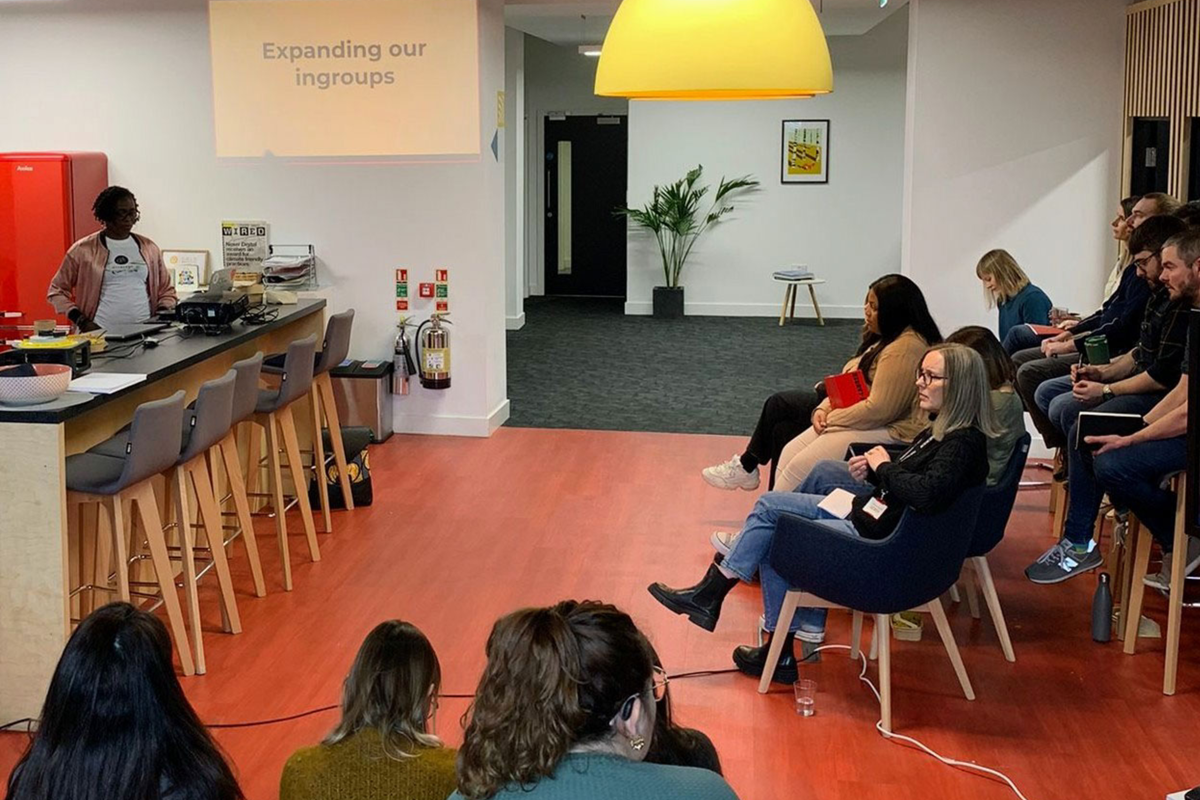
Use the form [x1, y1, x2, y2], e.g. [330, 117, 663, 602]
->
[0, 299, 325, 424]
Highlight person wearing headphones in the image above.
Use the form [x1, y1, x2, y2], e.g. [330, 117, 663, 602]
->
[47, 186, 177, 332]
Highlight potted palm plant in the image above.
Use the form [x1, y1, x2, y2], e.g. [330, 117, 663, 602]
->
[619, 165, 759, 318]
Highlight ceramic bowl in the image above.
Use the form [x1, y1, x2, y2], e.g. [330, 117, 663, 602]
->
[0, 363, 73, 406]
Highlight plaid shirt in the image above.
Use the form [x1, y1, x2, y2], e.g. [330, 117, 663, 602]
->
[1132, 285, 1189, 388]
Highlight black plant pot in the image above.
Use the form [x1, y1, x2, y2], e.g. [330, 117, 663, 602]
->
[653, 286, 685, 319]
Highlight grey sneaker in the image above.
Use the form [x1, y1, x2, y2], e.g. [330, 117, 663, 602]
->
[1025, 538, 1102, 584]
[1144, 537, 1200, 592]
[710, 530, 738, 556]
[702, 454, 760, 491]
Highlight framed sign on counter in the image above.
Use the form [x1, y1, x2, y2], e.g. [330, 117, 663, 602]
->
[163, 250, 209, 291]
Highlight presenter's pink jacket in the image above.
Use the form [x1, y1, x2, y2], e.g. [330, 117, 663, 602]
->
[47, 231, 177, 320]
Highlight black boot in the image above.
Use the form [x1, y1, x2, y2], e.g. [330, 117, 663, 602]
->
[648, 564, 738, 632]
[732, 630, 799, 684]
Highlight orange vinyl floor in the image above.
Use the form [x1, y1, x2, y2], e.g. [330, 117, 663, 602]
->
[2, 427, 1199, 799]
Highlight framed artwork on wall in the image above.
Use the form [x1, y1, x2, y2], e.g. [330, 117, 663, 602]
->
[781, 120, 830, 184]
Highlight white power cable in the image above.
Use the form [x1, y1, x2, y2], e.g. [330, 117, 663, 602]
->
[812, 644, 1029, 800]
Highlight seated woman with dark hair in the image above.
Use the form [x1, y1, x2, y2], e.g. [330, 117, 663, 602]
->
[5, 602, 242, 800]
[644, 645, 722, 776]
[702, 273, 941, 492]
[451, 601, 738, 800]
[280, 620, 455, 800]
[650, 344, 996, 683]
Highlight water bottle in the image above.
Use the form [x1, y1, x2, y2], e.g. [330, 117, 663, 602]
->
[1091, 572, 1113, 643]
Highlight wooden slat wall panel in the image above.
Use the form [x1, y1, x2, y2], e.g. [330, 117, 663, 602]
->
[1125, 0, 1200, 198]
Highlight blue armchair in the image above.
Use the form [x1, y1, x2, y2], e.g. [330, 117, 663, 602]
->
[757, 487, 984, 732]
[954, 434, 1030, 662]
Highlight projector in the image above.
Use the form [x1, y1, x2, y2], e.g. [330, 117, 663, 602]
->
[177, 292, 250, 329]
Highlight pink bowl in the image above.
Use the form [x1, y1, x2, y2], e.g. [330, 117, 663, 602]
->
[0, 363, 73, 406]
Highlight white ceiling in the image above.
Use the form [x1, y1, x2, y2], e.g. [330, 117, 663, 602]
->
[504, 0, 910, 46]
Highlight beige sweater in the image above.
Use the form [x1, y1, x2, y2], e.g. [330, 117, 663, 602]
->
[819, 328, 930, 443]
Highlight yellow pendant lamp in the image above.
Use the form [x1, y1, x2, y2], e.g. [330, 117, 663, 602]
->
[595, 0, 832, 100]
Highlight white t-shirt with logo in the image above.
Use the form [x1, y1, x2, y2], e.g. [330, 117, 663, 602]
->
[93, 236, 151, 331]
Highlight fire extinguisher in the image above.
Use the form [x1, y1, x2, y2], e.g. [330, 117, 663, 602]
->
[393, 317, 417, 396]
[416, 313, 452, 390]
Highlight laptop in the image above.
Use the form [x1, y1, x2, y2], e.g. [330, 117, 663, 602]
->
[102, 321, 169, 342]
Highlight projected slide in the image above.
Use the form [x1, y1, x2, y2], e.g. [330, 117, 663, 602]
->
[208, 0, 480, 158]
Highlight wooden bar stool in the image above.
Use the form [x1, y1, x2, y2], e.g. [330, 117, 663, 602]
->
[1120, 473, 1195, 695]
[208, 353, 267, 599]
[167, 369, 241, 675]
[262, 310, 356, 533]
[66, 391, 194, 675]
[247, 334, 320, 592]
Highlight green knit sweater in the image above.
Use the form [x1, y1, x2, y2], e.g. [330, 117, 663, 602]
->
[279, 729, 457, 800]
[449, 752, 738, 800]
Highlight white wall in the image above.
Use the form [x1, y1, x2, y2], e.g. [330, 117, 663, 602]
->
[902, 0, 1129, 333]
[0, 0, 508, 437]
[504, 27, 526, 330]
[623, 9, 909, 317]
[522, 34, 629, 296]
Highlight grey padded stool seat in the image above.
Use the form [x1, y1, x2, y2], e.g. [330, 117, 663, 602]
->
[261, 309, 356, 532]
[165, 369, 239, 676]
[246, 334, 320, 591]
[65, 390, 196, 676]
[207, 353, 267, 599]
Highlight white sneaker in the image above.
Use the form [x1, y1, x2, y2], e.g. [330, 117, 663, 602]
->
[702, 454, 760, 491]
[1144, 537, 1200, 592]
[711, 530, 738, 556]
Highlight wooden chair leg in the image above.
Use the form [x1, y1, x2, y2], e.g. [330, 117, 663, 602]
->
[789, 284, 798, 320]
[279, 404, 321, 562]
[219, 434, 266, 597]
[108, 496, 130, 602]
[172, 468, 205, 675]
[1051, 481, 1068, 538]
[1122, 519, 1153, 653]
[78, 503, 98, 617]
[807, 284, 824, 326]
[244, 421, 262, 507]
[869, 623, 879, 661]
[947, 584, 962, 604]
[264, 416, 293, 592]
[850, 611, 864, 660]
[93, 501, 113, 601]
[778, 285, 791, 327]
[1115, 520, 1136, 642]
[131, 482, 195, 676]
[963, 567, 982, 620]
[1164, 476, 1187, 695]
[926, 598, 975, 701]
[190, 458, 242, 635]
[309, 385, 332, 533]
[318, 373, 354, 512]
[973, 557, 1015, 662]
[876, 614, 892, 732]
[758, 591, 801, 695]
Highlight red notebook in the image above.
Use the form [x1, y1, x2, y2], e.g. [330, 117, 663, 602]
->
[1026, 323, 1060, 336]
[824, 370, 870, 410]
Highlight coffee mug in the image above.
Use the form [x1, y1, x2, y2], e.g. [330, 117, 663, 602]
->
[1084, 335, 1110, 365]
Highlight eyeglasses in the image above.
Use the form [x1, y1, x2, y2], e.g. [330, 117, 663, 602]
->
[1133, 249, 1161, 271]
[651, 666, 669, 701]
[112, 208, 140, 222]
[916, 369, 947, 386]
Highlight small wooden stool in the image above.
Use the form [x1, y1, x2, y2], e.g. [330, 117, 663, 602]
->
[773, 275, 826, 326]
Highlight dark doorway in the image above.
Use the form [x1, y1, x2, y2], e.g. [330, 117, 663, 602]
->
[1130, 118, 1171, 196]
[544, 115, 628, 297]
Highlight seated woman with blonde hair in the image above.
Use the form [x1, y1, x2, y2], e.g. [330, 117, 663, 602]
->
[769, 274, 942, 493]
[280, 620, 455, 800]
[975, 249, 1052, 354]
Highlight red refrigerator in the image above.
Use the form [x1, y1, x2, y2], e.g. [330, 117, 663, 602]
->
[0, 152, 108, 322]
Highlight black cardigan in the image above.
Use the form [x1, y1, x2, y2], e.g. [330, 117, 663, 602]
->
[849, 426, 988, 540]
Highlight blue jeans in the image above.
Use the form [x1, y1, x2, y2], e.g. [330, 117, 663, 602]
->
[798, 460, 874, 497]
[1095, 436, 1187, 550]
[1062, 393, 1167, 546]
[1003, 324, 1048, 356]
[1034, 375, 1100, 439]
[722, 488, 858, 642]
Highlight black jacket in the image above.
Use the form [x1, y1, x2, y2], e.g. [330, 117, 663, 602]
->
[850, 426, 988, 540]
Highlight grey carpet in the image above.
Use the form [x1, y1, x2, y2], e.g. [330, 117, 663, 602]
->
[505, 297, 862, 435]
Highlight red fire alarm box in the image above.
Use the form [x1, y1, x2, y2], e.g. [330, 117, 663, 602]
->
[418, 283, 435, 298]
